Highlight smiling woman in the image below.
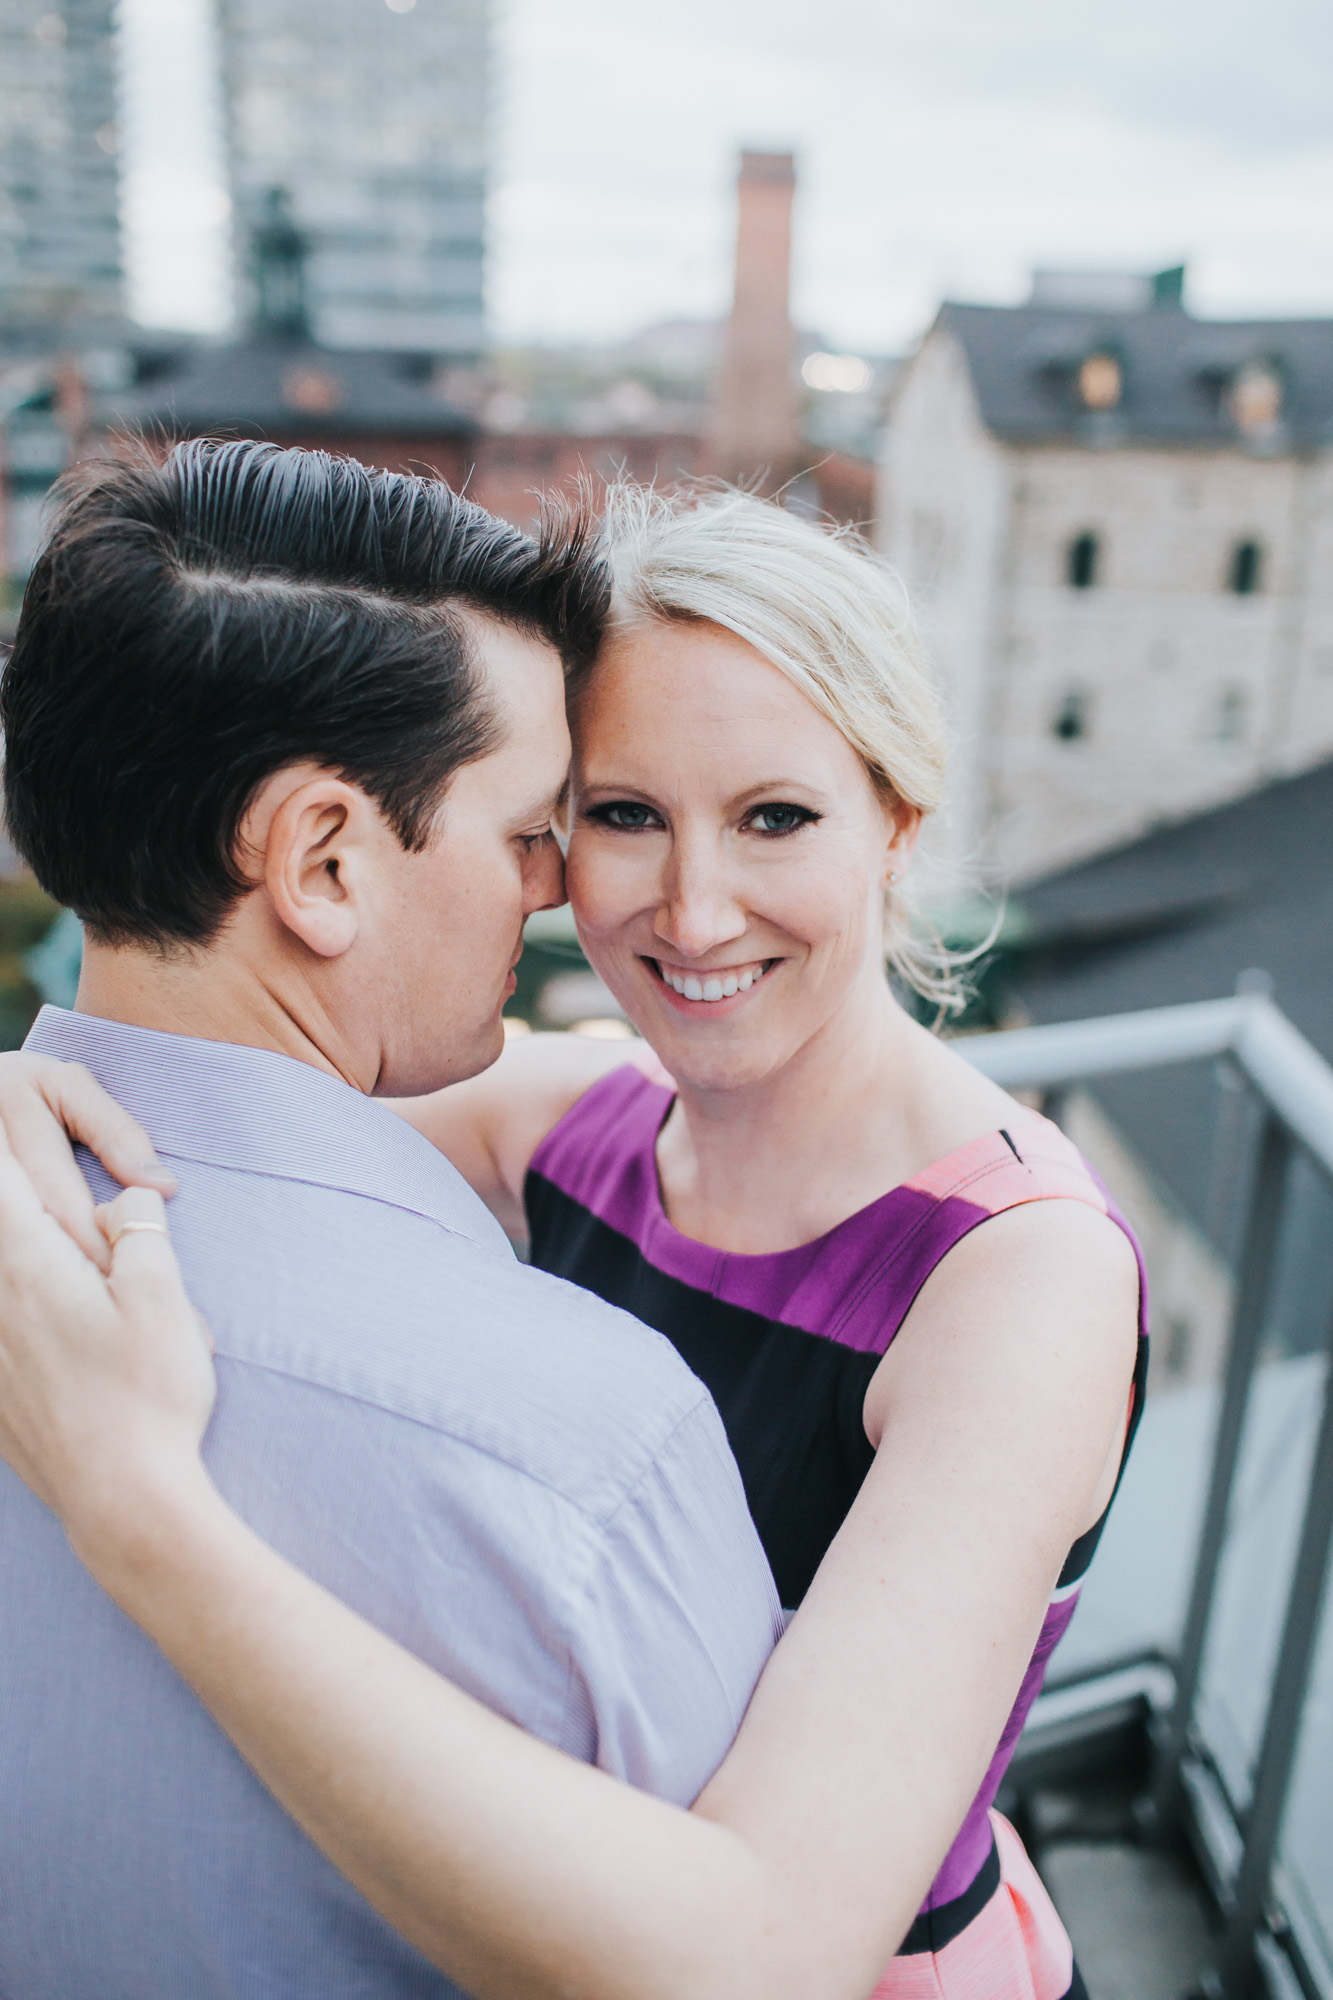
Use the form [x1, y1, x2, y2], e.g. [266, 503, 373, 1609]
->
[580, 485, 958, 1016]
[568, 614, 916, 1087]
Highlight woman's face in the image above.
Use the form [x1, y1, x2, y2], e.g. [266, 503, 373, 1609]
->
[565, 618, 915, 1094]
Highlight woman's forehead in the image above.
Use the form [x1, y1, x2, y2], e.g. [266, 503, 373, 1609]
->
[583, 620, 815, 723]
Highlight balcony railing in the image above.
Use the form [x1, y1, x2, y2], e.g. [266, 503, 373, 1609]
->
[961, 993, 1333, 2000]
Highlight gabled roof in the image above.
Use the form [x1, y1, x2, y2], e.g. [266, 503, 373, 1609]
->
[936, 300, 1333, 452]
[1007, 757, 1333, 1236]
[100, 337, 476, 440]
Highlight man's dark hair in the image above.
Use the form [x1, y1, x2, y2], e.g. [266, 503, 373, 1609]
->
[2, 438, 609, 947]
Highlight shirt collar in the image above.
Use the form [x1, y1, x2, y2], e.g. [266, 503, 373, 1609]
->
[24, 1006, 511, 1258]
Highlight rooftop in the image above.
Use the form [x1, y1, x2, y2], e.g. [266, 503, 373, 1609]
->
[100, 337, 476, 440]
[936, 283, 1333, 451]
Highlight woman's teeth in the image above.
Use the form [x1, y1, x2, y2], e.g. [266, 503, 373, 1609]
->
[659, 962, 770, 1002]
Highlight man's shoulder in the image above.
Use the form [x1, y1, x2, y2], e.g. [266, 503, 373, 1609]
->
[181, 1165, 717, 1530]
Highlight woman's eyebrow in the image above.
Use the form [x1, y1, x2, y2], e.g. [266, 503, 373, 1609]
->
[728, 779, 824, 806]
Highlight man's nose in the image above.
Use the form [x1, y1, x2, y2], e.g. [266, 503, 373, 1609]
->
[524, 838, 567, 915]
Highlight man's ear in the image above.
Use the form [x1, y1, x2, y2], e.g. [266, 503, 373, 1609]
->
[243, 770, 376, 960]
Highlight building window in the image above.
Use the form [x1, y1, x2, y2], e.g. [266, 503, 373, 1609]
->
[1078, 352, 1121, 411]
[1229, 360, 1283, 435]
[1066, 531, 1099, 589]
[1216, 686, 1247, 743]
[1228, 539, 1263, 595]
[1052, 689, 1090, 742]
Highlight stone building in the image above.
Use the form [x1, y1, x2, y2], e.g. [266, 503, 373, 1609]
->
[217, 0, 487, 356]
[0, 0, 123, 341]
[878, 272, 1333, 885]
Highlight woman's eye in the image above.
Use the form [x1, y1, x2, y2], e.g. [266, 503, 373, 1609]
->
[587, 802, 661, 831]
[747, 803, 819, 836]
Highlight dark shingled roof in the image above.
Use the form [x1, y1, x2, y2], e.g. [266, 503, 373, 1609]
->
[1007, 759, 1333, 1242]
[938, 301, 1333, 451]
[100, 337, 476, 440]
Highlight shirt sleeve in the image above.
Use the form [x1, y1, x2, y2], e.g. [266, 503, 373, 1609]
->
[562, 1390, 784, 1806]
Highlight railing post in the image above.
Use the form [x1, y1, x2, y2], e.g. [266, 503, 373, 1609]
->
[1211, 1318, 1333, 1998]
[1206, 1059, 1259, 1257]
[1144, 1114, 1292, 1839]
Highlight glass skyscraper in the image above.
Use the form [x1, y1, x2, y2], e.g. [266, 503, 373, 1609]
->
[0, 0, 123, 338]
[217, 0, 487, 356]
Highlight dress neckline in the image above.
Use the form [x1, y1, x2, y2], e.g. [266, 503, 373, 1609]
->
[639, 1073, 1044, 1268]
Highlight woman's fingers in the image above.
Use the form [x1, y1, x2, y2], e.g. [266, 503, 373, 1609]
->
[0, 1115, 71, 1243]
[0, 1054, 175, 1271]
[98, 1188, 217, 1426]
[0, 1182, 216, 1535]
[0, 1134, 122, 1513]
[99, 1187, 193, 1322]
[51, 1065, 176, 1193]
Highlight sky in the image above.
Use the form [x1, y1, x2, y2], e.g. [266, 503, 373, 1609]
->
[117, 0, 1333, 352]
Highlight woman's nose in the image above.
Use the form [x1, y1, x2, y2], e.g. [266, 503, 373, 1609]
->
[655, 857, 747, 957]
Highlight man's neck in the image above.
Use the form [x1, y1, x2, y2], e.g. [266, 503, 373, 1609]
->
[75, 940, 369, 1091]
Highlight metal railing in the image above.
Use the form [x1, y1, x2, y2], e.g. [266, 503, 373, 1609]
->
[960, 993, 1333, 2000]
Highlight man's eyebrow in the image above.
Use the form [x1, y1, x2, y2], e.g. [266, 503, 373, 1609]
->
[512, 778, 567, 827]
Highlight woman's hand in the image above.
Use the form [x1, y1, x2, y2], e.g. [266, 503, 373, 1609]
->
[0, 1052, 177, 1270]
[0, 1151, 215, 1570]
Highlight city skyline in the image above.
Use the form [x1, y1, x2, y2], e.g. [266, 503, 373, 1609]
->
[116, 0, 1333, 350]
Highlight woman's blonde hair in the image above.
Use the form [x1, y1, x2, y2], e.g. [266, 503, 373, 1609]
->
[592, 482, 970, 1015]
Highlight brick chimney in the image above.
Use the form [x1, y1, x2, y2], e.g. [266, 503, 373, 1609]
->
[708, 151, 799, 490]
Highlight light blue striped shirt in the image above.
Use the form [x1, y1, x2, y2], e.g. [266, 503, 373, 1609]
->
[0, 1007, 781, 2000]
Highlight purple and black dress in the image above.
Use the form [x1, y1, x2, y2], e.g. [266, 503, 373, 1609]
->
[526, 1066, 1149, 2000]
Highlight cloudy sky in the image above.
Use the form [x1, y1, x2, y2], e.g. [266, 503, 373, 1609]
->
[118, 0, 1333, 351]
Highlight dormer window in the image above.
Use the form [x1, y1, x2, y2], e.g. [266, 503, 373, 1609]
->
[1066, 532, 1100, 589]
[1228, 539, 1263, 595]
[1229, 361, 1282, 435]
[1078, 352, 1121, 411]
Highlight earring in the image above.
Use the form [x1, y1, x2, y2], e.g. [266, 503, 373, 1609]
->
[887, 870, 899, 884]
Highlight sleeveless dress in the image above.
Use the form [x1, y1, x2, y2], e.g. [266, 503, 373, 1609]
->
[526, 1067, 1150, 2000]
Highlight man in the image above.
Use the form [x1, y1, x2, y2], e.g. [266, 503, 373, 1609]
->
[0, 440, 780, 1998]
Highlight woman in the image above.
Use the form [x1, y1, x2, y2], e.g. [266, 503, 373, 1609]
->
[0, 485, 1144, 2000]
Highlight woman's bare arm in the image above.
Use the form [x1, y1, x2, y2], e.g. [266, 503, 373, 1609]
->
[389, 1031, 664, 1235]
[0, 1135, 1138, 2000]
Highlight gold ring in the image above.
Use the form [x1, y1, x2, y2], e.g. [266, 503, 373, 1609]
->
[109, 1220, 169, 1245]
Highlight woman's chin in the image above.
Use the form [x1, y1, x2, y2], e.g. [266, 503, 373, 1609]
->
[646, 1022, 788, 1097]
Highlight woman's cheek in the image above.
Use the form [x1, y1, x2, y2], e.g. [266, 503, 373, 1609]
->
[566, 840, 645, 936]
